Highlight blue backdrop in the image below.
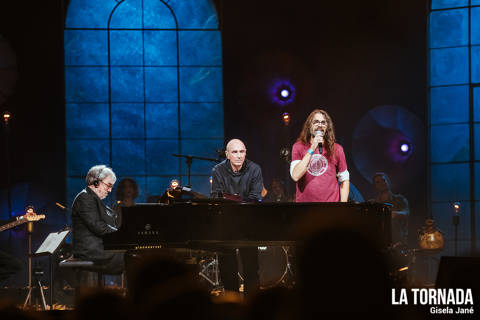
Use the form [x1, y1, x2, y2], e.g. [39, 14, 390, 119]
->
[429, 0, 480, 255]
[64, 0, 224, 204]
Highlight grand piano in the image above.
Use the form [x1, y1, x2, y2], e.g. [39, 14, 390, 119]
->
[104, 201, 392, 251]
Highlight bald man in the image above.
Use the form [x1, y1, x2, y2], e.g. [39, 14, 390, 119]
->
[211, 139, 263, 294]
[211, 139, 263, 201]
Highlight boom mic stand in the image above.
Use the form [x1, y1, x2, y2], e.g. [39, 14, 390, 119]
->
[172, 153, 223, 289]
[172, 153, 220, 188]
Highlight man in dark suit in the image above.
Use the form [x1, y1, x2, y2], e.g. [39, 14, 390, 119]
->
[71, 165, 124, 273]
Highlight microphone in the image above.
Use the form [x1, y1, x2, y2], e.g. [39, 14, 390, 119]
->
[316, 130, 324, 154]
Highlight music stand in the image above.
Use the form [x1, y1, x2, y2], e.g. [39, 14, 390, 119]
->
[23, 229, 70, 309]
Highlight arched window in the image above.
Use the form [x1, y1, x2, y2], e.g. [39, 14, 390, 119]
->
[65, 0, 223, 203]
[428, 0, 480, 254]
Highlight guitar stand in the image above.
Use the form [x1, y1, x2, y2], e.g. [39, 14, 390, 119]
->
[23, 222, 34, 307]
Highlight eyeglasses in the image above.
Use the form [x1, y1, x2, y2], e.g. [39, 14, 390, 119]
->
[312, 120, 327, 126]
[100, 180, 114, 189]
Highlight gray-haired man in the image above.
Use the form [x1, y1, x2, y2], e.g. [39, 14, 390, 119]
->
[71, 165, 124, 273]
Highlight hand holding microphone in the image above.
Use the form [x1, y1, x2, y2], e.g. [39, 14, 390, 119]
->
[315, 130, 324, 154]
[308, 130, 324, 155]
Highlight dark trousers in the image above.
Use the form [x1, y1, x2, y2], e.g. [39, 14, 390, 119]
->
[100, 252, 125, 274]
[0, 250, 23, 283]
[219, 247, 259, 294]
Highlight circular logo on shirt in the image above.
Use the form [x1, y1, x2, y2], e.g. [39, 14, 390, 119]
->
[307, 154, 328, 176]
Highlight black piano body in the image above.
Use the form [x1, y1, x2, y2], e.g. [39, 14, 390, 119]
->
[104, 201, 392, 251]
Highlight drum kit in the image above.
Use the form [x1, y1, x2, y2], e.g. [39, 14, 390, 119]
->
[243, 246, 295, 290]
[170, 152, 296, 291]
[198, 246, 296, 292]
[186, 215, 447, 291]
[170, 151, 446, 290]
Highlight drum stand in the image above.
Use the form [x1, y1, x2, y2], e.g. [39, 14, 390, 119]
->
[284, 246, 295, 286]
[198, 252, 221, 288]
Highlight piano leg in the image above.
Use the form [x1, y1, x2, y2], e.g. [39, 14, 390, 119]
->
[240, 247, 259, 294]
[218, 250, 239, 292]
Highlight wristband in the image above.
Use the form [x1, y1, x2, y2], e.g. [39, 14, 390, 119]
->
[307, 149, 314, 155]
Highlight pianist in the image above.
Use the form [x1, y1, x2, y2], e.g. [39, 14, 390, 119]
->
[211, 138, 263, 294]
[290, 109, 350, 202]
[71, 165, 124, 274]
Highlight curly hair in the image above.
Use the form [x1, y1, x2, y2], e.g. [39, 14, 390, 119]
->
[297, 109, 336, 157]
[115, 178, 139, 201]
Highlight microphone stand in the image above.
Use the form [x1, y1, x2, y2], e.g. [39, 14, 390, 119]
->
[2, 113, 13, 248]
[453, 204, 460, 256]
[172, 154, 221, 187]
[172, 153, 222, 288]
[280, 147, 291, 200]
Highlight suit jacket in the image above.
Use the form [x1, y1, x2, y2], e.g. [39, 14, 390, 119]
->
[71, 187, 120, 261]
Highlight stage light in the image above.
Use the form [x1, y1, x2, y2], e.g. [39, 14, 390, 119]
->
[3, 111, 11, 125]
[209, 176, 213, 184]
[397, 140, 412, 157]
[280, 89, 290, 98]
[282, 112, 290, 125]
[170, 179, 180, 189]
[453, 202, 460, 213]
[269, 79, 295, 106]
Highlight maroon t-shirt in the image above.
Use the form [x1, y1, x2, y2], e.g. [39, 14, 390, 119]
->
[291, 141, 348, 202]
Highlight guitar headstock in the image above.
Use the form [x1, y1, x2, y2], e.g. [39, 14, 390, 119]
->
[25, 214, 45, 222]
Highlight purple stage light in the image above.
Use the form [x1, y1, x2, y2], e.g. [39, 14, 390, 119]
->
[352, 105, 424, 186]
[388, 136, 413, 162]
[269, 79, 295, 106]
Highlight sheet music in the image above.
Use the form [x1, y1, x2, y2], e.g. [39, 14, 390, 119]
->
[35, 230, 70, 255]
